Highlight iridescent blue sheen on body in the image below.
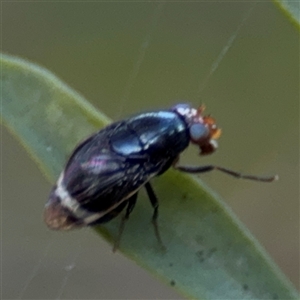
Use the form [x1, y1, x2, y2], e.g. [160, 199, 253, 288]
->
[111, 111, 189, 158]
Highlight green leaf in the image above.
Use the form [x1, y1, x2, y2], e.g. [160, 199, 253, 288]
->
[274, 0, 300, 29]
[1, 53, 298, 299]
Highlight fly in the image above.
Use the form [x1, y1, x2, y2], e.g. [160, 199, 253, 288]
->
[44, 104, 277, 250]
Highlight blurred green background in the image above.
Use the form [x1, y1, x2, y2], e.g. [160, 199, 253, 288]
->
[2, 2, 299, 299]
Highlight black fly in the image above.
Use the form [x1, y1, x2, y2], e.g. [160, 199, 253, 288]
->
[44, 104, 277, 250]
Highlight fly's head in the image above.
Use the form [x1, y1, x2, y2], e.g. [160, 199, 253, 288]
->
[172, 103, 221, 155]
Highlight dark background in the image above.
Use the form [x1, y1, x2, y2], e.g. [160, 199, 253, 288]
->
[2, 2, 299, 299]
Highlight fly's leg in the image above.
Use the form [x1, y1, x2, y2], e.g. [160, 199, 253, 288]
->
[144, 182, 166, 251]
[174, 165, 278, 182]
[113, 193, 137, 252]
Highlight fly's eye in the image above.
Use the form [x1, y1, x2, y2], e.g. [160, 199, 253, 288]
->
[189, 123, 219, 156]
[189, 123, 209, 143]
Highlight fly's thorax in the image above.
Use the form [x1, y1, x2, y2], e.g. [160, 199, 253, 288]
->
[124, 110, 190, 157]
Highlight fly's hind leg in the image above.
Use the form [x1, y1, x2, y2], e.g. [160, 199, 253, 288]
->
[144, 182, 166, 251]
[113, 193, 137, 252]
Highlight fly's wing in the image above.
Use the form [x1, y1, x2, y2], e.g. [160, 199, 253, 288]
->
[66, 155, 147, 213]
[62, 122, 155, 213]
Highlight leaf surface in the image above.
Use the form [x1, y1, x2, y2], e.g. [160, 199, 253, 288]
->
[274, 0, 300, 29]
[1, 54, 298, 299]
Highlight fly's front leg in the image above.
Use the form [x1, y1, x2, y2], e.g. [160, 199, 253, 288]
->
[113, 193, 137, 252]
[174, 164, 277, 182]
[144, 182, 166, 251]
